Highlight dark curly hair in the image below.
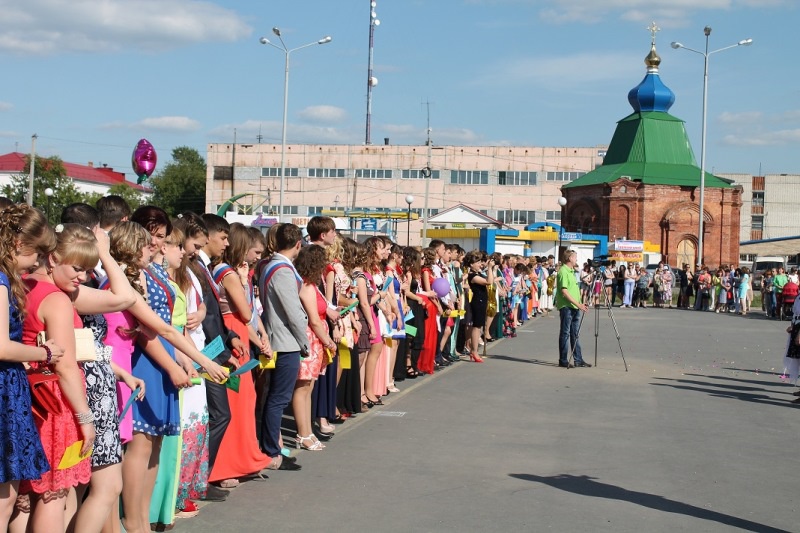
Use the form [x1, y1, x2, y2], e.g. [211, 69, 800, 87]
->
[294, 244, 328, 284]
[341, 237, 367, 273]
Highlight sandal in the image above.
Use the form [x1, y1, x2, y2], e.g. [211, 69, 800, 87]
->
[296, 434, 325, 451]
[218, 478, 239, 489]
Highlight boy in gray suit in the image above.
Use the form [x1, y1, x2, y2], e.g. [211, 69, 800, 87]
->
[259, 224, 308, 470]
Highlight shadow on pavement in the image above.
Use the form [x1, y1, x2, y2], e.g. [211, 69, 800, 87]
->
[722, 368, 785, 376]
[509, 473, 792, 533]
[650, 378, 799, 409]
[489, 354, 559, 367]
[682, 372, 793, 389]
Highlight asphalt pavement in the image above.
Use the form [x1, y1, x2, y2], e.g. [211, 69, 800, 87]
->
[174, 305, 798, 533]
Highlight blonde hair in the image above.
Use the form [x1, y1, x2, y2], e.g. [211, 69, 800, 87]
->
[53, 224, 99, 271]
[326, 234, 344, 263]
[109, 221, 150, 296]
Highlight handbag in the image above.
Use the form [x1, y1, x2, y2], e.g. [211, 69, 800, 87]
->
[37, 329, 97, 362]
[27, 367, 62, 422]
[486, 283, 497, 317]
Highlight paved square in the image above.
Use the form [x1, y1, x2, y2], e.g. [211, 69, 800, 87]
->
[175, 307, 796, 533]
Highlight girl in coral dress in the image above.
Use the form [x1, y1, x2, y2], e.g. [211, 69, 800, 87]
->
[209, 223, 272, 484]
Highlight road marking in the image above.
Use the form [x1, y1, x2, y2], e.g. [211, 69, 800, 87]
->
[375, 411, 406, 417]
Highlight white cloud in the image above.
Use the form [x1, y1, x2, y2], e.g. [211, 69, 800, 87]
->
[0, 130, 18, 138]
[101, 116, 201, 132]
[297, 105, 347, 124]
[0, 0, 251, 55]
[0, 101, 12, 111]
[480, 51, 638, 89]
[718, 111, 763, 125]
[723, 129, 800, 147]
[775, 110, 800, 124]
[135, 116, 201, 132]
[209, 120, 361, 145]
[472, 0, 788, 26]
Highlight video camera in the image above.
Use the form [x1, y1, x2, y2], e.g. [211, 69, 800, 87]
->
[587, 255, 613, 268]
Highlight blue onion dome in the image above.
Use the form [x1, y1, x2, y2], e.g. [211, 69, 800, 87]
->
[627, 43, 675, 113]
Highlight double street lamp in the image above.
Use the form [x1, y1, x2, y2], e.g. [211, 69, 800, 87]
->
[260, 28, 332, 222]
[671, 27, 752, 265]
[405, 195, 414, 246]
[557, 196, 567, 258]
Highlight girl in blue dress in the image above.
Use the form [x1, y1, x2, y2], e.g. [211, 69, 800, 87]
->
[0, 205, 63, 529]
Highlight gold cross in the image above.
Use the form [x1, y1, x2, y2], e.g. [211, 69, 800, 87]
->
[647, 21, 661, 45]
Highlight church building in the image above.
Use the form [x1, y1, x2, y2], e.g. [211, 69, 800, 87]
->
[560, 29, 742, 268]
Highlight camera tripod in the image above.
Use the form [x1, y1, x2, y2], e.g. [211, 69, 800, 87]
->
[567, 268, 628, 371]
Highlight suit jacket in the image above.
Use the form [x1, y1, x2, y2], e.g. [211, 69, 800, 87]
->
[260, 254, 309, 353]
[195, 251, 238, 364]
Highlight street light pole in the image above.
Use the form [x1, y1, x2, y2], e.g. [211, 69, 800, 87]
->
[405, 194, 414, 246]
[671, 29, 752, 266]
[558, 196, 567, 259]
[44, 187, 53, 222]
[260, 30, 332, 222]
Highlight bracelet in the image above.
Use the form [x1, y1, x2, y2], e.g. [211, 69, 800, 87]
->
[42, 344, 53, 365]
[74, 411, 95, 425]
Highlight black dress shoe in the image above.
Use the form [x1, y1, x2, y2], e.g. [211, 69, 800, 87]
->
[574, 361, 592, 368]
[202, 484, 229, 501]
[277, 459, 302, 471]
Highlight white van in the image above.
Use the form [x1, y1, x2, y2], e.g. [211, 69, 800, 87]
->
[752, 255, 787, 290]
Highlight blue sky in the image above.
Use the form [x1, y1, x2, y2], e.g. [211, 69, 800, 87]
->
[0, 0, 796, 180]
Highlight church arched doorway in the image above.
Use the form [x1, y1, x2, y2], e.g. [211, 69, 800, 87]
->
[676, 238, 696, 268]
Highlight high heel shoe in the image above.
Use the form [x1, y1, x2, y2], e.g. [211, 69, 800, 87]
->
[469, 352, 484, 363]
[296, 434, 325, 451]
[365, 395, 384, 406]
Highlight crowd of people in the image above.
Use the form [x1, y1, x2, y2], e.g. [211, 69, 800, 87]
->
[0, 194, 564, 533]
[574, 259, 800, 318]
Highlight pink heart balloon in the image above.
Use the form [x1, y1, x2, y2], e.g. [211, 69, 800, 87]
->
[132, 139, 157, 183]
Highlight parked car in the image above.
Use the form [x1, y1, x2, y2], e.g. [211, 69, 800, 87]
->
[751, 256, 787, 290]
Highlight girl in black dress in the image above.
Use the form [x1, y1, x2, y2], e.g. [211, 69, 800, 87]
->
[465, 251, 494, 363]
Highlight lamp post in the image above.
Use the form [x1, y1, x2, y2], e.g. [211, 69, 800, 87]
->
[405, 194, 414, 246]
[671, 28, 752, 265]
[260, 29, 332, 222]
[557, 196, 567, 259]
[44, 187, 53, 222]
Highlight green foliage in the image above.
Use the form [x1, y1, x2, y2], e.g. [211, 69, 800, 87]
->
[1, 155, 84, 224]
[82, 184, 146, 213]
[149, 146, 207, 216]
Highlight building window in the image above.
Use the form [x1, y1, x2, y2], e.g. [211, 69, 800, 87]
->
[751, 215, 764, 231]
[410, 208, 439, 217]
[213, 167, 232, 180]
[545, 210, 561, 221]
[498, 171, 537, 186]
[261, 167, 299, 177]
[752, 191, 764, 207]
[308, 168, 346, 178]
[545, 171, 586, 181]
[356, 169, 393, 179]
[449, 170, 489, 185]
[497, 210, 536, 225]
[281, 205, 299, 215]
[308, 206, 324, 215]
[401, 169, 440, 179]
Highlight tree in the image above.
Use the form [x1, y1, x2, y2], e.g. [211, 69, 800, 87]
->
[82, 182, 147, 212]
[2, 155, 85, 224]
[148, 146, 207, 216]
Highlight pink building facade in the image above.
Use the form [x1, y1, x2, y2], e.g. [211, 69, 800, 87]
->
[206, 143, 605, 243]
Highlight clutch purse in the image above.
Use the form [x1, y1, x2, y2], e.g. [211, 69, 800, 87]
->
[38, 329, 97, 362]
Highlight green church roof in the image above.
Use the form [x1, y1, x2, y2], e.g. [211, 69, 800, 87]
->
[564, 111, 733, 189]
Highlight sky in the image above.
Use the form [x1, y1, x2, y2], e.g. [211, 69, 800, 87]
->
[0, 0, 797, 182]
